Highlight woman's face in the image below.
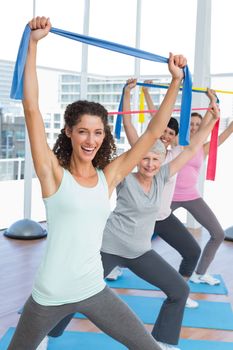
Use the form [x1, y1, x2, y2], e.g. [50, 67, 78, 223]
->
[66, 114, 105, 162]
[160, 126, 177, 148]
[190, 116, 202, 136]
[137, 151, 163, 178]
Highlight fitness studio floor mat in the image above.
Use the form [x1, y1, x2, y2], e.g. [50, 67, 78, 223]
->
[178, 338, 233, 350]
[1, 329, 233, 350]
[0, 328, 127, 350]
[75, 295, 233, 330]
[106, 268, 228, 295]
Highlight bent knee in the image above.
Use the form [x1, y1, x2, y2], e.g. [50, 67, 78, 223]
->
[184, 245, 201, 261]
[211, 230, 225, 244]
[172, 278, 190, 301]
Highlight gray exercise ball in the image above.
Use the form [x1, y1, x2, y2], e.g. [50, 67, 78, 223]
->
[224, 226, 233, 242]
[4, 219, 47, 240]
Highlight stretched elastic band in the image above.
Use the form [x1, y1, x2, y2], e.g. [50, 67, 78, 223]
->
[10, 24, 192, 146]
[137, 82, 233, 95]
[206, 118, 220, 181]
[115, 80, 191, 145]
[139, 88, 145, 123]
[109, 107, 210, 115]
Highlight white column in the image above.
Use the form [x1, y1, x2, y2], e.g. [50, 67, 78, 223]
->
[186, 0, 212, 229]
[80, 0, 90, 100]
[23, 0, 37, 219]
[132, 0, 142, 134]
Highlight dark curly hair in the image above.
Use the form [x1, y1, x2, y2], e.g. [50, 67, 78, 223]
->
[53, 100, 117, 169]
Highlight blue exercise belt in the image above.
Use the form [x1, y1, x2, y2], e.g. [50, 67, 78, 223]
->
[10, 24, 192, 145]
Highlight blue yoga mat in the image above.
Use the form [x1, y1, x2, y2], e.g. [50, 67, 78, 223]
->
[178, 338, 233, 350]
[1, 328, 233, 350]
[0, 328, 126, 350]
[75, 295, 233, 330]
[106, 268, 228, 295]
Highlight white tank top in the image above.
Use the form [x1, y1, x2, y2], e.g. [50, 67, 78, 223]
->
[32, 169, 110, 306]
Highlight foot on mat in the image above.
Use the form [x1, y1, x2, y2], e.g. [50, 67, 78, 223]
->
[157, 341, 181, 350]
[185, 296, 199, 308]
[190, 272, 220, 286]
[36, 336, 49, 350]
[106, 266, 123, 281]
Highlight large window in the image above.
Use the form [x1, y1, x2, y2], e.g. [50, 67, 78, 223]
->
[0, 0, 232, 230]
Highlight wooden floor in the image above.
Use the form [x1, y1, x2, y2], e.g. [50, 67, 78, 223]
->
[0, 225, 233, 345]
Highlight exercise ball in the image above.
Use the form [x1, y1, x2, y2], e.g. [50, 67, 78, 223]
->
[224, 226, 233, 242]
[4, 219, 47, 240]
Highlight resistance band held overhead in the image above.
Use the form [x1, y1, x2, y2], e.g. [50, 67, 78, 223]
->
[139, 88, 145, 123]
[10, 24, 218, 179]
[116, 78, 224, 145]
[137, 82, 233, 95]
[116, 81, 220, 181]
[10, 24, 192, 146]
[115, 81, 193, 144]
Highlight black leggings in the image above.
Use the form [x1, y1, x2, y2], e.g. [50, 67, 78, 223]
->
[154, 213, 201, 277]
[49, 249, 189, 345]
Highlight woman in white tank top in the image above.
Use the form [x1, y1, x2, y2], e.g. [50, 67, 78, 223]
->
[8, 16, 188, 350]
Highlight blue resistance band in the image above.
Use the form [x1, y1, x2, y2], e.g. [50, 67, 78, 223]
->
[10, 24, 192, 145]
[115, 80, 192, 145]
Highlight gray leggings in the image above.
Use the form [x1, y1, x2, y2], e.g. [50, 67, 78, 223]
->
[171, 197, 225, 275]
[8, 287, 161, 350]
[49, 249, 189, 345]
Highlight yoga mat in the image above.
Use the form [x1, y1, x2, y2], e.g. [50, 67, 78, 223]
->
[0, 328, 126, 350]
[179, 338, 233, 350]
[106, 268, 228, 295]
[1, 328, 233, 350]
[75, 295, 233, 330]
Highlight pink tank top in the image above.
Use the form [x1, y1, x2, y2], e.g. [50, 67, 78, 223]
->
[172, 147, 204, 201]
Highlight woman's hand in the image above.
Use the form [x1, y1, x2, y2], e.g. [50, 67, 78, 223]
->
[206, 88, 218, 104]
[29, 16, 51, 43]
[125, 78, 137, 94]
[142, 80, 153, 93]
[206, 88, 220, 120]
[168, 53, 187, 81]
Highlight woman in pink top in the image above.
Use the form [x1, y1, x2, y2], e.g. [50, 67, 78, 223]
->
[172, 112, 233, 285]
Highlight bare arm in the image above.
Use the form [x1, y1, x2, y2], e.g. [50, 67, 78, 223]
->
[142, 80, 156, 117]
[122, 78, 140, 146]
[198, 89, 218, 130]
[122, 79, 158, 147]
[203, 120, 233, 156]
[169, 93, 220, 177]
[104, 53, 186, 194]
[23, 17, 62, 197]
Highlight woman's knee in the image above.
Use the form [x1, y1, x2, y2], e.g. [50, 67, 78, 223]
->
[217, 230, 225, 243]
[179, 244, 201, 275]
[183, 243, 201, 262]
[169, 276, 190, 302]
[194, 243, 202, 257]
[211, 229, 225, 245]
[188, 244, 201, 264]
[180, 279, 190, 298]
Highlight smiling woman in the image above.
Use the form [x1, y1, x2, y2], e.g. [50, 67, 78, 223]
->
[7, 16, 188, 350]
[45, 80, 220, 350]
[53, 100, 116, 172]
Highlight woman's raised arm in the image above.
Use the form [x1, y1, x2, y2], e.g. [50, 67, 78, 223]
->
[104, 53, 186, 194]
[23, 17, 61, 196]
